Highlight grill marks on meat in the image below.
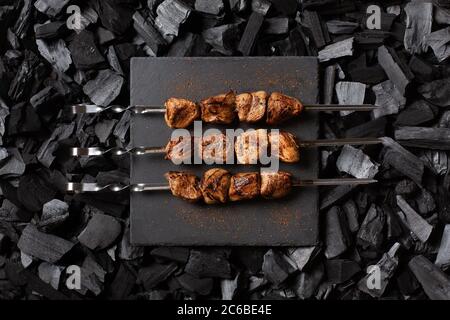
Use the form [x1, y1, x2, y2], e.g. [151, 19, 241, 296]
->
[260, 171, 293, 199]
[165, 172, 203, 202]
[235, 129, 269, 164]
[201, 169, 231, 204]
[198, 133, 233, 164]
[200, 91, 236, 124]
[236, 91, 267, 123]
[165, 135, 193, 163]
[165, 98, 200, 128]
[268, 131, 300, 163]
[267, 92, 303, 125]
[229, 172, 261, 202]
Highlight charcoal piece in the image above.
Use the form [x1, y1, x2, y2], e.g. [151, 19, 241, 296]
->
[386, 208, 403, 240]
[345, 117, 387, 138]
[325, 259, 361, 284]
[357, 204, 385, 249]
[94, 119, 117, 143]
[372, 80, 406, 119]
[0, 199, 23, 222]
[435, 225, 450, 269]
[293, 263, 324, 300]
[21, 251, 33, 268]
[109, 263, 136, 299]
[202, 23, 240, 55]
[17, 224, 74, 263]
[320, 184, 355, 210]
[34, 21, 67, 40]
[18, 266, 70, 300]
[357, 243, 401, 298]
[395, 100, 436, 126]
[8, 51, 40, 102]
[82, 255, 106, 284]
[251, 0, 271, 16]
[324, 206, 351, 259]
[395, 126, 450, 150]
[185, 249, 231, 279]
[323, 64, 336, 104]
[0, 149, 25, 178]
[30, 86, 63, 113]
[151, 247, 189, 264]
[133, 11, 167, 56]
[396, 195, 433, 243]
[326, 20, 359, 34]
[382, 137, 424, 185]
[355, 30, 390, 45]
[238, 12, 264, 56]
[342, 200, 359, 233]
[83, 70, 124, 107]
[229, 0, 247, 12]
[37, 199, 69, 232]
[176, 273, 213, 295]
[427, 28, 450, 63]
[71, 6, 99, 33]
[395, 179, 418, 196]
[18, 169, 65, 212]
[95, 0, 134, 35]
[435, 5, 450, 24]
[34, 0, 69, 17]
[336, 145, 379, 179]
[397, 269, 421, 296]
[409, 255, 450, 300]
[303, 10, 328, 48]
[38, 262, 62, 290]
[318, 37, 353, 62]
[37, 123, 75, 168]
[378, 46, 413, 96]
[155, 0, 191, 42]
[335, 81, 365, 116]
[167, 32, 196, 56]
[418, 78, 450, 107]
[78, 213, 122, 251]
[137, 262, 177, 290]
[235, 247, 265, 274]
[409, 56, 438, 83]
[262, 249, 296, 285]
[118, 223, 144, 261]
[69, 31, 105, 70]
[416, 188, 436, 215]
[404, 1, 433, 54]
[420, 151, 448, 176]
[264, 17, 289, 35]
[349, 64, 387, 85]
[97, 27, 116, 45]
[13, 0, 33, 39]
[221, 273, 240, 300]
[440, 111, 450, 128]
[195, 0, 224, 15]
[287, 246, 319, 271]
[107, 46, 123, 75]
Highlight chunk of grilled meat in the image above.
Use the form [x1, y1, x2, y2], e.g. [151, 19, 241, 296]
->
[229, 172, 261, 202]
[200, 91, 236, 124]
[198, 132, 233, 164]
[165, 136, 193, 164]
[165, 98, 200, 128]
[268, 131, 300, 163]
[201, 168, 231, 204]
[165, 172, 202, 202]
[235, 129, 269, 164]
[260, 171, 293, 199]
[267, 92, 303, 125]
[236, 91, 267, 123]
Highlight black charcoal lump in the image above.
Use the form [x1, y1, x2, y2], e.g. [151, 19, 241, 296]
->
[336, 145, 379, 179]
[83, 70, 124, 107]
[38, 199, 69, 232]
[404, 1, 433, 55]
[34, 0, 69, 17]
[427, 27, 450, 63]
[318, 37, 354, 62]
[155, 0, 191, 42]
[77, 213, 122, 251]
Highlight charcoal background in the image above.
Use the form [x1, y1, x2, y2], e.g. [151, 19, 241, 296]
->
[0, 0, 449, 300]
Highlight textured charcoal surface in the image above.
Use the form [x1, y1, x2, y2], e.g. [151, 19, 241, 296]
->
[0, 0, 449, 301]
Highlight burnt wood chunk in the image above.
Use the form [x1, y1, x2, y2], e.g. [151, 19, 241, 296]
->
[264, 17, 289, 35]
[418, 78, 450, 107]
[287, 246, 319, 271]
[17, 224, 74, 263]
[83, 70, 124, 107]
[395, 126, 450, 150]
[395, 100, 436, 126]
[262, 249, 296, 285]
[69, 31, 106, 70]
[195, 0, 224, 15]
[8, 51, 40, 102]
[34, 0, 69, 17]
[346, 117, 387, 138]
[202, 23, 240, 55]
[324, 206, 351, 259]
[396, 195, 433, 243]
[435, 225, 450, 269]
[35, 21, 66, 39]
[238, 12, 264, 56]
[342, 200, 359, 233]
[404, 1, 433, 54]
[326, 20, 359, 34]
[133, 11, 167, 56]
[409, 255, 450, 300]
[176, 273, 213, 295]
[372, 80, 406, 119]
[427, 27, 450, 63]
[293, 263, 324, 299]
[137, 262, 178, 290]
[303, 10, 328, 48]
[151, 247, 190, 264]
[357, 204, 385, 249]
[336, 145, 379, 179]
[155, 0, 191, 42]
[251, 0, 272, 16]
[335, 81, 365, 116]
[326, 259, 361, 284]
[78, 213, 122, 251]
[320, 185, 355, 210]
[318, 37, 354, 62]
[185, 249, 231, 279]
[378, 46, 413, 96]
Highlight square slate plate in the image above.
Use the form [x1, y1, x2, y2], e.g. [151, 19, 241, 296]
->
[130, 57, 319, 246]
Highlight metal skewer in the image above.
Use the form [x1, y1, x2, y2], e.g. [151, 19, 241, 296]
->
[67, 178, 377, 193]
[71, 138, 382, 157]
[71, 103, 379, 115]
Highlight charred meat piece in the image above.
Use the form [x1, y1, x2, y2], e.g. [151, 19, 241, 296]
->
[268, 131, 300, 163]
[165, 135, 193, 164]
[200, 91, 236, 124]
[201, 168, 232, 204]
[229, 172, 261, 202]
[165, 172, 203, 202]
[235, 129, 269, 164]
[198, 132, 233, 164]
[260, 171, 293, 199]
[267, 92, 303, 125]
[165, 98, 200, 128]
[236, 91, 267, 123]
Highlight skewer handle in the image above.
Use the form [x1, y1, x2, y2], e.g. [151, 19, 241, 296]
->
[71, 147, 166, 156]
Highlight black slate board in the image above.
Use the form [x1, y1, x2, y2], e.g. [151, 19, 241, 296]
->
[130, 57, 319, 246]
